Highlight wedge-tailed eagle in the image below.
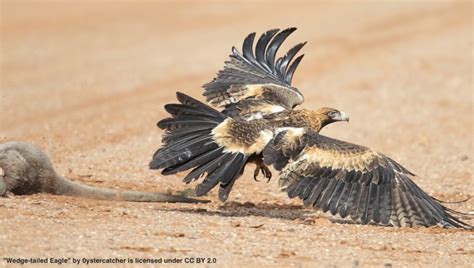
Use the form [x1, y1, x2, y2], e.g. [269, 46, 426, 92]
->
[150, 28, 471, 229]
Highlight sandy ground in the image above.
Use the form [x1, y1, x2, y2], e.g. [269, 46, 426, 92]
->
[1, 1, 473, 267]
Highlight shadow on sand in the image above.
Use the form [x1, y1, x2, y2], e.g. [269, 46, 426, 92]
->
[155, 201, 394, 227]
[155, 201, 325, 222]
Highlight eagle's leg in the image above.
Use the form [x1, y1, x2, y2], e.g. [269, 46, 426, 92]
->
[253, 159, 272, 183]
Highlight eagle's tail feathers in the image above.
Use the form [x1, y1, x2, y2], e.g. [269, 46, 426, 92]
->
[150, 92, 246, 201]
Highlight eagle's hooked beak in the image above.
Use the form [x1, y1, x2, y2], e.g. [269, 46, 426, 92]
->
[335, 111, 350, 122]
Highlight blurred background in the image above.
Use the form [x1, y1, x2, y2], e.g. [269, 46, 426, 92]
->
[0, 1, 472, 266]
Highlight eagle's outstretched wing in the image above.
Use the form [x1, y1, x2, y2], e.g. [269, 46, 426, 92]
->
[262, 129, 471, 228]
[203, 28, 306, 119]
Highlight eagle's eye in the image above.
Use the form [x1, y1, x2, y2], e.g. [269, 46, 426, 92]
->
[328, 111, 338, 117]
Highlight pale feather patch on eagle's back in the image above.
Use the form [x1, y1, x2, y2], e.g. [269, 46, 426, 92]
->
[207, 84, 265, 107]
[275, 127, 305, 136]
[242, 101, 287, 121]
[207, 83, 303, 110]
[211, 118, 273, 155]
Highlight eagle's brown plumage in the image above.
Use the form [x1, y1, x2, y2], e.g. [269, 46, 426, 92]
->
[150, 28, 471, 229]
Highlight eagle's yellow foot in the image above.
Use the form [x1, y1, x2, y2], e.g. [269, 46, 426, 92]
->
[253, 163, 272, 182]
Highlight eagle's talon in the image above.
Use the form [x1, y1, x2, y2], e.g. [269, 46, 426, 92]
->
[262, 165, 272, 182]
[253, 164, 272, 182]
[253, 167, 261, 182]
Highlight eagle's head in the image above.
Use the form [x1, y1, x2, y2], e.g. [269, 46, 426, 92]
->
[316, 107, 349, 122]
[308, 107, 349, 131]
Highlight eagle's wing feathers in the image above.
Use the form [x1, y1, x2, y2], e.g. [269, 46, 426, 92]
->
[203, 28, 305, 113]
[263, 129, 471, 228]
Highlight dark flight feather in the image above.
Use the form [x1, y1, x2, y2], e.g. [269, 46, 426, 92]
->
[157, 119, 218, 130]
[162, 147, 224, 175]
[242, 33, 260, 67]
[276, 42, 307, 79]
[184, 154, 226, 184]
[195, 153, 236, 196]
[331, 181, 352, 216]
[218, 154, 248, 201]
[255, 29, 280, 72]
[266, 28, 297, 76]
[165, 104, 223, 119]
[285, 54, 305, 84]
[162, 128, 210, 144]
